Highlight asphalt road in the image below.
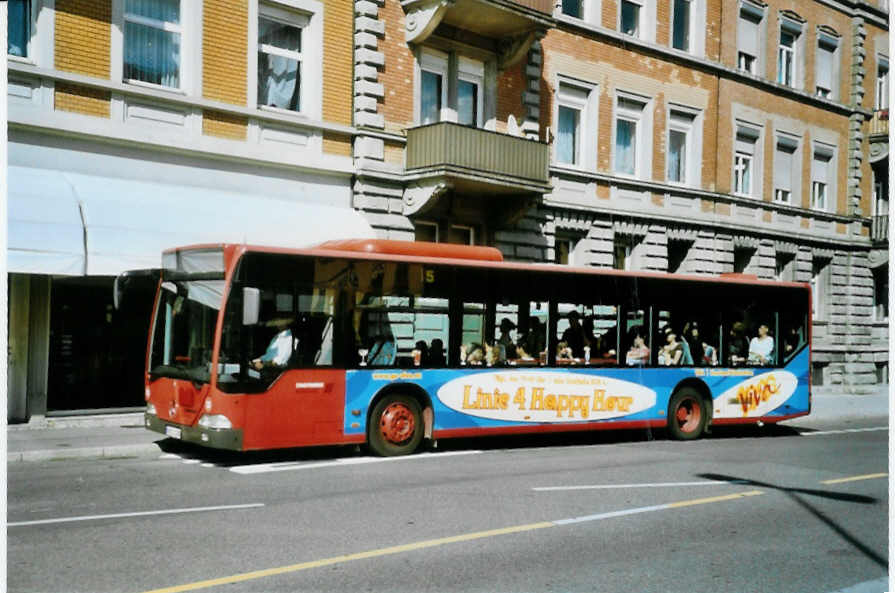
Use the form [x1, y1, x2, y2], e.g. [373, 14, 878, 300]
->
[8, 419, 889, 593]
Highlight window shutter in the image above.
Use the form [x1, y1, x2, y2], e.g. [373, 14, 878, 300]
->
[774, 146, 794, 191]
[738, 14, 760, 57]
[812, 153, 829, 184]
[735, 132, 755, 155]
[816, 44, 834, 90]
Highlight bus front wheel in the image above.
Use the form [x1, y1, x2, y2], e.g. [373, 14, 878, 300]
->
[668, 388, 707, 440]
[368, 394, 423, 456]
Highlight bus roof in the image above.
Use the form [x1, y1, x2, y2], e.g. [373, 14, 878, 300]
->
[166, 241, 810, 290]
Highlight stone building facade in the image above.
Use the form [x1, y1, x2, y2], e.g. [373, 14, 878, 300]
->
[350, 0, 889, 391]
[5, 0, 889, 420]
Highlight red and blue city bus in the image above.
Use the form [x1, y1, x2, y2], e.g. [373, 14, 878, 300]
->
[143, 240, 811, 455]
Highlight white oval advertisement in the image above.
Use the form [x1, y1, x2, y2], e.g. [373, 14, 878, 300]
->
[437, 371, 656, 423]
[713, 370, 798, 419]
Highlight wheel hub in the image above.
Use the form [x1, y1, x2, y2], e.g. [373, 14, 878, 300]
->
[676, 398, 702, 433]
[379, 402, 415, 444]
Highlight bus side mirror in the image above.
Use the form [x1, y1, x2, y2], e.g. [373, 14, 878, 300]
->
[243, 287, 261, 326]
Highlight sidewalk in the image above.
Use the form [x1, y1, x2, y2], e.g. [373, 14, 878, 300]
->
[6, 386, 890, 462]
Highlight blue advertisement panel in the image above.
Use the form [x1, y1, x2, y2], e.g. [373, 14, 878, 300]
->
[343, 348, 810, 437]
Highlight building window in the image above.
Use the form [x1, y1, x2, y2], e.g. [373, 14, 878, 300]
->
[8, 0, 30, 58]
[811, 257, 831, 320]
[556, 83, 587, 166]
[773, 135, 799, 204]
[811, 145, 833, 211]
[734, 124, 760, 197]
[733, 246, 755, 273]
[613, 234, 642, 270]
[124, 0, 182, 89]
[777, 30, 796, 87]
[448, 225, 475, 245]
[737, 4, 763, 75]
[667, 239, 691, 273]
[877, 57, 889, 111]
[815, 36, 838, 99]
[667, 108, 698, 185]
[257, 5, 308, 112]
[672, 0, 691, 51]
[873, 265, 888, 321]
[775, 252, 795, 281]
[562, 0, 583, 18]
[457, 57, 484, 128]
[614, 95, 648, 177]
[415, 221, 439, 243]
[620, 0, 641, 36]
[419, 50, 448, 125]
[555, 234, 586, 265]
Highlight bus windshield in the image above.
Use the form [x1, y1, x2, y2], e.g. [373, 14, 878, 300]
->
[149, 279, 224, 383]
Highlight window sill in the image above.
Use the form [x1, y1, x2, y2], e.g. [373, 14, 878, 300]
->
[124, 78, 187, 96]
[258, 104, 310, 120]
[8, 55, 35, 66]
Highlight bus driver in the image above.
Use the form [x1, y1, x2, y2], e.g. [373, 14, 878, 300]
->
[251, 317, 296, 371]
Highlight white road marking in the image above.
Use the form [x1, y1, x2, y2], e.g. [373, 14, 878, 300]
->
[181, 459, 201, 465]
[158, 454, 180, 460]
[8, 503, 265, 527]
[801, 427, 888, 436]
[229, 450, 482, 475]
[533, 480, 748, 492]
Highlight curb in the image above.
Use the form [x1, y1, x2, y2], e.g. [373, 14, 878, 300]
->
[9, 443, 163, 463]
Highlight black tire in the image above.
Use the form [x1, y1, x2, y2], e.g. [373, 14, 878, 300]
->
[667, 388, 708, 440]
[368, 394, 423, 456]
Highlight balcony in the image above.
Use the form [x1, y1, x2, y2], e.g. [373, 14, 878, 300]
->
[403, 122, 551, 215]
[871, 215, 888, 243]
[870, 109, 888, 137]
[401, 0, 553, 65]
[869, 110, 888, 162]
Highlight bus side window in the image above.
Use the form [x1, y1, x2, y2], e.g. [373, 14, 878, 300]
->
[460, 302, 488, 366]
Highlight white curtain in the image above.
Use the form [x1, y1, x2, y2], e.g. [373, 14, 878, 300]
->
[124, 0, 181, 88]
[557, 106, 578, 165]
[615, 119, 636, 174]
[258, 53, 300, 109]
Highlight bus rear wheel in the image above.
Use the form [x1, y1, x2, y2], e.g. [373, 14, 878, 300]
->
[368, 394, 423, 456]
[668, 388, 707, 440]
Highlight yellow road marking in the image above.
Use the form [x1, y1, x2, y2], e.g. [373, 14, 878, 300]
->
[666, 490, 764, 508]
[139, 522, 554, 593]
[821, 472, 888, 485]
[139, 490, 763, 593]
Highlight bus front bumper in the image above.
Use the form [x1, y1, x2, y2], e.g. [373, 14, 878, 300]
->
[145, 414, 243, 451]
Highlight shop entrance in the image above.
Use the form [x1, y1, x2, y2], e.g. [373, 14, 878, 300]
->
[48, 277, 155, 411]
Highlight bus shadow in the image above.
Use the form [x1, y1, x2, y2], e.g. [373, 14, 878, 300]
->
[154, 422, 807, 467]
[697, 472, 885, 569]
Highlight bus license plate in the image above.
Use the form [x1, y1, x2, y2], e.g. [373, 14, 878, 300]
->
[165, 426, 182, 439]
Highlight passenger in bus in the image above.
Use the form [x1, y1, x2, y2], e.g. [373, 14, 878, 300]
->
[561, 310, 586, 358]
[702, 342, 718, 366]
[683, 322, 704, 366]
[659, 327, 683, 366]
[556, 341, 574, 361]
[625, 332, 650, 366]
[429, 338, 446, 367]
[366, 331, 396, 366]
[516, 318, 546, 362]
[783, 325, 804, 355]
[497, 318, 518, 361]
[728, 322, 749, 366]
[747, 323, 774, 365]
[251, 317, 297, 371]
[414, 340, 430, 366]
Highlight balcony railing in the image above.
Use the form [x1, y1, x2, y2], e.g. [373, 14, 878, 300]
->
[406, 122, 551, 190]
[871, 215, 888, 243]
[870, 109, 889, 137]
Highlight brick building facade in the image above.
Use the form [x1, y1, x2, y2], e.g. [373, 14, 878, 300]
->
[5, 0, 889, 420]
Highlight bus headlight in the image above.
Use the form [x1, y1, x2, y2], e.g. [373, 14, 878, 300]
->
[198, 414, 232, 430]
[146, 403, 157, 416]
